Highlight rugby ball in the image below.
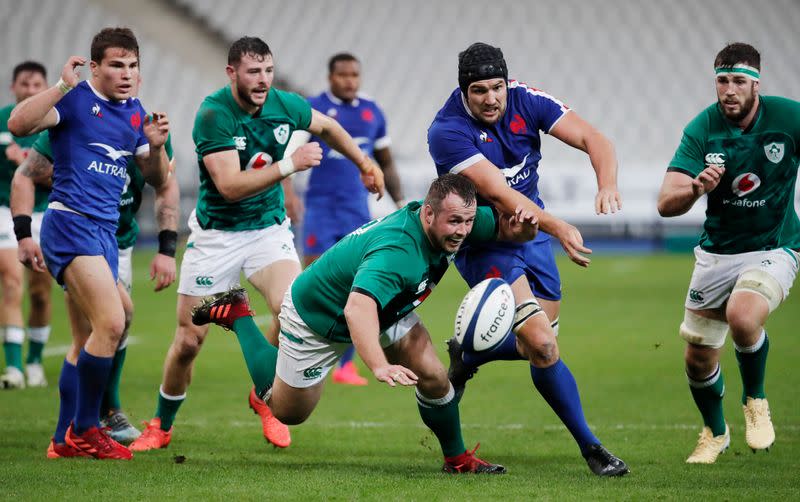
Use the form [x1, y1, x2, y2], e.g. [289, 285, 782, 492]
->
[454, 278, 514, 352]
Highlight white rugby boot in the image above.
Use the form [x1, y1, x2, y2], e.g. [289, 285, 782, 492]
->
[743, 398, 775, 452]
[686, 424, 730, 464]
[25, 363, 47, 387]
[0, 366, 26, 389]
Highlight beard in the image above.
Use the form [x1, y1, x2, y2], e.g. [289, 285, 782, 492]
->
[237, 81, 266, 108]
[720, 85, 757, 122]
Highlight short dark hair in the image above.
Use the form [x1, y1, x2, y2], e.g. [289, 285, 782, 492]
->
[228, 36, 272, 66]
[12, 61, 46, 83]
[328, 53, 359, 74]
[715, 42, 760, 71]
[91, 27, 139, 63]
[424, 174, 477, 213]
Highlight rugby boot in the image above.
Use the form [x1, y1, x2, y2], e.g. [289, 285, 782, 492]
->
[0, 366, 25, 389]
[191, 287, 254, 330]
[686, 424, 730, 464]
[47, 437, 90, 458]
[583, 444, 630, 476]
[25, 363, 47, 387]
[248, 386, 291, 448]
[65, 424, 132, 460]
[332, 361, 368, 386]
[129, 418, 172, 451]
[442, 443, 506, 474]
[101, 410, 141, 445]
[743, 398, 775, 452]
[446, 337, 479, 402]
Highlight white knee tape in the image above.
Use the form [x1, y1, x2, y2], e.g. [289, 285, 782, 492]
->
[512, 299, 544, 334]
[679, 311, 728, 349]
[733, 268, 783, 312]
[4, 326, 25, 344]
[550, 317, 560, 337]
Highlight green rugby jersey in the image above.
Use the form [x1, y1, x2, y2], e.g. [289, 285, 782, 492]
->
[669, 96, 800, 254]
[0, 104, 49, 211]
[292, 201, 498, 342]
[33, 132, 174, 249]
[192, 85, 312, 231]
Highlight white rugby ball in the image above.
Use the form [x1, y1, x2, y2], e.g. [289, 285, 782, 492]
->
[454, 278, 514, 352]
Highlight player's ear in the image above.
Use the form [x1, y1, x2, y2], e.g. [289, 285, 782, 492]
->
[225, 65, 236, 81]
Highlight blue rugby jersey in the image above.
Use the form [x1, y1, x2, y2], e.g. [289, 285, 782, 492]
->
[428, 80, 568, 211]
[50, 81, 148, 229]
[305, 92, 389, 207]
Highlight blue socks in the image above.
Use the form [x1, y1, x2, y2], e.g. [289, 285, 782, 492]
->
[54, 360, 78, 444]
[339, 346, 356, 367]
[73, 349, 113, 435]
[530, 359, 599, 453]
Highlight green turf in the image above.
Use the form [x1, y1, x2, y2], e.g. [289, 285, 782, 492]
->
[1, 251, 798, 501]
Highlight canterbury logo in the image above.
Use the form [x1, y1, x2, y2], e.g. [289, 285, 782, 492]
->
[688, 289, 704, 303]
[704, 153, 725, 166]
[91, 143, 133, 161]
[303, 367, 323, 379]
[195, 276, 214, 286]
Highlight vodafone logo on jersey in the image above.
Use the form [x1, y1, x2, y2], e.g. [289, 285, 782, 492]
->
[731, 173, 761, 197]
[245, 152, 273, 170]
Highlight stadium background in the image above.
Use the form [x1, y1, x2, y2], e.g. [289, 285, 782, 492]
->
[1, 1, 799, 499]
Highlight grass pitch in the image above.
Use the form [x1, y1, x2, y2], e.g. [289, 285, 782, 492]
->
[1, 251, 798, 501]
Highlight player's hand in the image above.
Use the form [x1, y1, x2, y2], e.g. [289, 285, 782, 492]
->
[149, 253, 176, 292]
[595, 187, 622, 215]
[358, 157, 385, 200]
[499, 205, 538, 242]
[692, 165, 725, 196]
[553, 221, 592, 267]
[61, 56, 86, 88]
[143, 112, 170, 148]
[5, 143, 28, 166]
[373, 364, 418, 387]
[18, 238, 46, 273]
[290, 142, 323, 172]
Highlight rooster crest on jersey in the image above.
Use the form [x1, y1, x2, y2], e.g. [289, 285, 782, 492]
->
[454, 278, 514, 352]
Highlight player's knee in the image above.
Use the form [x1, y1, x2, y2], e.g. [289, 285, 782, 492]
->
[679, 310, 728, 349]
[28, 286, 50, 312]
[725, 308, 761, 338]
[173, 333, 203, 362]
[684, 346, 718, 379]
[416, 369, 450, 398]
[732, 268, 783, 313]
[1, 273, 23, 303]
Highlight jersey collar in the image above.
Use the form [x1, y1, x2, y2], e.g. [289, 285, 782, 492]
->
[87, 80, 126, 104]
[326, 91, 359, 107]
[459, 91, 478, 121]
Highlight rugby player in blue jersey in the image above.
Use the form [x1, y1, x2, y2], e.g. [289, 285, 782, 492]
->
[286, 53, 406, 385]
[8, 27, 170, 459]
[428, 42, 628, 476]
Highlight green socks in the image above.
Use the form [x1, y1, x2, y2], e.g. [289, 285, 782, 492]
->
[101, 346, 127, 415]
[3, 326, 24, 371]
[688, 364, 727, 436]
[155, 386, 185, 431]
[26, 326, 50, 364]
[735, 331, 769, 404]
[232, 316, 278, 396]
[416, 386, 466, 458]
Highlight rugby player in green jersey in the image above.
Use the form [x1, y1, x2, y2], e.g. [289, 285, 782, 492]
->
[0, 62, 53, 389]
[21, 128, 179, 445]
[657, 43, 800, 464]
[194, 174, 538, 472]
[131, 36, 385, 452]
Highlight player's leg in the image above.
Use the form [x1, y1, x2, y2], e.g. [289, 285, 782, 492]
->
[48, 292, 91, 458]
[0, 243, 26, 389]
[385, 315, 505, 473]
[24, 210, 52, 387]
[726, 251, 796, 451]
[24, 268, 52, 387]
[130, 294, 208, 452]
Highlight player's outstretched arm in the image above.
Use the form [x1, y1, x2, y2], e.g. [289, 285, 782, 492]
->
[149, 160, 179, 291]
[10, 150, 51, 273]
[344, 292, 418, 387]
[657, 167, 723, 217]
[306, 109, 385, 198]
[550, 112, 622, 215]
[8, 56, 85, 136]
[205, 142, 322, 202]
[374, 148, 405, 208]
[460, 159, 592, 267]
